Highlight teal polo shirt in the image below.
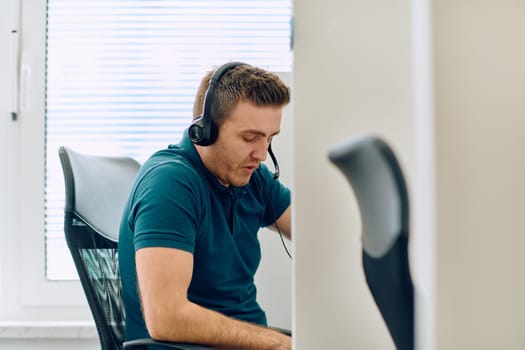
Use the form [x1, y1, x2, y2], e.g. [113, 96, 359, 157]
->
[118, 130, 291, 341]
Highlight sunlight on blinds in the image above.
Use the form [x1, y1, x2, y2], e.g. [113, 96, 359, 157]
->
[45, 0, 292, 280]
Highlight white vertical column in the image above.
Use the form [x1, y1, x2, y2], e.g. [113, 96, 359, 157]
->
[294, 0, 426, 348]
[411, 0, 435, 349]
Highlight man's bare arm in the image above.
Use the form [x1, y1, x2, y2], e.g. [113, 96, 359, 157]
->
[266, 205, 291, 240]
[136, 247, 291, 350]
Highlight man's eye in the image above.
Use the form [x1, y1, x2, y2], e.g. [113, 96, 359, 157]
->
[244, 136, 257, 143]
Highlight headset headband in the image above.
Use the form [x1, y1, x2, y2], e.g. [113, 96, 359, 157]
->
[189, 62, 247, 146]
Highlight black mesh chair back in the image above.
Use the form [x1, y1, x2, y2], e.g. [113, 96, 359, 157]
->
[59, 146, 140, 350]
[328, 136, 414, 350]
[59, 146, 214, 350]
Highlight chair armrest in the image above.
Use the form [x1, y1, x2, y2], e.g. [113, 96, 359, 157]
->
[123, 338, 215, 350]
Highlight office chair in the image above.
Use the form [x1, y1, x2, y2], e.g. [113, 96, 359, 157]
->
[328, 136, 414, 350]
[58, 146, 214, 350]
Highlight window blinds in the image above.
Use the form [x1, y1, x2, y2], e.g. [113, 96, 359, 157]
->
[45, 0, 292, 280]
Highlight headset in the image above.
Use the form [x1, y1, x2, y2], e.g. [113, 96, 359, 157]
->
[189, 61, 245, 147]
[189, 61, 280, 180]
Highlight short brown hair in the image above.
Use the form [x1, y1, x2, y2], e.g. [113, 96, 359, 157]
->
[192, 64, 290, 126]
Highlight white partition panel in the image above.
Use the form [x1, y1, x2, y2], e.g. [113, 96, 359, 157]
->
[293, 0, 434, 348]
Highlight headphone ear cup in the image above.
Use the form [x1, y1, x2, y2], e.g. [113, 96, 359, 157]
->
[189, 116, 205, 144]
[189, 116, 218, 146]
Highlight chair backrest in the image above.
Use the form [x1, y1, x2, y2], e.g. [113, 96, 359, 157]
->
[58, 146, 141, 350]
[328, 135, 414, 350]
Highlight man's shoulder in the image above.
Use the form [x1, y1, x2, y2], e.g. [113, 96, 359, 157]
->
[142, 148, 197, 177]
[131, 148, 205, 196]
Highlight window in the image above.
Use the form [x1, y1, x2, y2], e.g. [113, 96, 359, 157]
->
[45, 0, 293, 280]
[1, 0, 291, 318]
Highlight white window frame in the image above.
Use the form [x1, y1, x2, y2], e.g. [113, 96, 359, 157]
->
[0, 0, 93, 323]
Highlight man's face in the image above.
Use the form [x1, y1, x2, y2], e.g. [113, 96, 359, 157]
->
[200, 100, 283, 187]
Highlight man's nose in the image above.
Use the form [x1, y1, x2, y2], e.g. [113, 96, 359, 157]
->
[252, 141, 269, 161]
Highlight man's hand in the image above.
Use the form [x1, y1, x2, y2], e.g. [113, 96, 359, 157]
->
[216, 326, 291, 350]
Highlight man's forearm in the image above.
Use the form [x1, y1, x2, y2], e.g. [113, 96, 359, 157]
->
[145, 300, 291, 350]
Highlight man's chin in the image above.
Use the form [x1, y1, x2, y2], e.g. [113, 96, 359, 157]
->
[231, 175, 251, 187]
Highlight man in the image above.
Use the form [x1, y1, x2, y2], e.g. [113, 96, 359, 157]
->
[119, 62, 292, 349]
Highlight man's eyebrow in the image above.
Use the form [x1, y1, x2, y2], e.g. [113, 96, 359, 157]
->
[242, 129, 281, 137]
